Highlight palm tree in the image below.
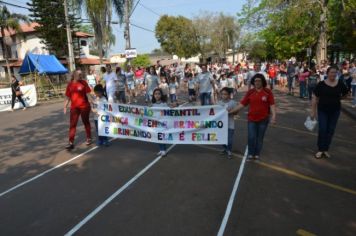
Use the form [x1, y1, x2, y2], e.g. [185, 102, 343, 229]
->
[0, 6, 29, 80]
[72, 0, 128, 63]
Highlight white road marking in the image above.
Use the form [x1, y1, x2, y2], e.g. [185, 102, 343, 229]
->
[64, 144, 176, 236]
[0, 145, 100, 198]
[217, 145, 249, 236]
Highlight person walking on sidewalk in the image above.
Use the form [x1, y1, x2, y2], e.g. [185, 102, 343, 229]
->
[64, 70, 92, 150]
[311, 65, 348, 159]
[10, 75, 27, 111]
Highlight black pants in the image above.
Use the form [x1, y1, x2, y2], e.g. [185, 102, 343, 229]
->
[11, 92, 26, 109]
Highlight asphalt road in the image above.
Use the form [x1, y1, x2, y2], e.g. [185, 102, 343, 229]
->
[0, 89, 355, 236]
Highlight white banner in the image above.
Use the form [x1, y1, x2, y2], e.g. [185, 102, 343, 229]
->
[98, 103, 228, 145]
[0, 84, 37, 112]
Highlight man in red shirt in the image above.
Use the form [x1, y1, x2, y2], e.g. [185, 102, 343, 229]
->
[268, 64, 277, 90]
[229, 73, 276, 160]
[64, 70, 92, 150]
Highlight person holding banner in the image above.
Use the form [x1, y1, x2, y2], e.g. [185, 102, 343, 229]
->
[92, 84, 109, 146]
[229, 73, 276, 161]
[11, 75, 27, 111]
[218, 87, 237, 159]
[64, 70, 92, 150]
[151, 88, 168, 156]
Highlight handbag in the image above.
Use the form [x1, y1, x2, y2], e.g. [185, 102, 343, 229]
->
[304, 116, 317, 131]
[15, 90, 23, 96]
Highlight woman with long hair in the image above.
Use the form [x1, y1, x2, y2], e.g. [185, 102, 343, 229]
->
[63, 69, 92, 150]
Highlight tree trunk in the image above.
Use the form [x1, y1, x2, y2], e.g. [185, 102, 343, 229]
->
[1, 27, 12, 81]
[316, 1, 328, 65]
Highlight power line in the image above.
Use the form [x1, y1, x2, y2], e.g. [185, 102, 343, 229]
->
[0, 1, 30, 10]
[129, 0, 141, 17]
[130, 23, 155, 33]
[138, 2, 160, 17]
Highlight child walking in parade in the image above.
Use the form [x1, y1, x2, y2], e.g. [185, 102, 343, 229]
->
[218, 87, 237, 159]
[92, 84, 109, 146]
[187, 73, 196, 102]
[169, 76, 179, 103]
[151, 88, 168, 156]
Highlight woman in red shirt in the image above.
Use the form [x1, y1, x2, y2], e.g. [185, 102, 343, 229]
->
[229, 73, 276, 160]
[64, 70, 92, 150]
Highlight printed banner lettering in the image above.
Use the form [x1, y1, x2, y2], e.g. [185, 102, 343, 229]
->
[98, 103, 228, 144]
[0, 84, 37, 112]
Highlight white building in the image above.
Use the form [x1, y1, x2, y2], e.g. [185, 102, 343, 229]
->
[0, 22, 101, 78]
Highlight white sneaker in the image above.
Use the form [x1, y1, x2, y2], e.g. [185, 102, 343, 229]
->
[161, 151, 167, 156]
[157, 151, 163, 156]
[352, 105, 356, 108]
[323, 151, 331, 158]
[23, 107, 27, 111]
[227, 151, 232, 159]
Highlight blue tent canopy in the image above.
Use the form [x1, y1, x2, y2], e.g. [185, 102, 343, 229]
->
[19, 53, 68, 75]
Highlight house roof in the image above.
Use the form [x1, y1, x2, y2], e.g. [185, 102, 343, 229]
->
[78, 58, 110, 65]
[0, 22, 94, 38]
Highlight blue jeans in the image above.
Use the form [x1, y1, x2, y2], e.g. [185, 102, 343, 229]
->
[269, 78, 275, 90]
[287, 76, 294, 93]
[299, 81, 306, 98]
[159, 144, 167, 152]
[247, 118, 269, 156]
[308, 85, 316, 101]
[317, 109, 340, 152]
[170, 94, 177, 103]
[222, 129, 234, 152]
[351, 85, 356, 104]
[94, 120, 109, 145]
[200, 92, 212, 105]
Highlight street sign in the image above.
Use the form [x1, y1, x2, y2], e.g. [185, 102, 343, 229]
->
[125, 49, 137, 58]
[306, 48, 312, 57]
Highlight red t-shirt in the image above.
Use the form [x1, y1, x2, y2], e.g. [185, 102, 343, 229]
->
[65, 80, 91, 109]
[240, 88, 275, 122]
[268, 67, 277, 79]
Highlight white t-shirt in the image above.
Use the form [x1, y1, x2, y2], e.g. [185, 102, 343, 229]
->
[197, 72, 214, 93]
[219, 79, 228, 89]
[145, 74, 160, 95]
[159, 83, 169, 95]
[188, 79, 196, 89]
[227, 77, 236, 88]
[86, 74, 96, 87]
[169, 82, 179, 94]
[218, 100, 237, 130]
[103, 72, 117, 98]
[92, 96, 108, 120]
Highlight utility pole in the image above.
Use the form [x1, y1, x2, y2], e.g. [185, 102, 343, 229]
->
[64, 0, 75, 72]
[124, 0, 131, 65]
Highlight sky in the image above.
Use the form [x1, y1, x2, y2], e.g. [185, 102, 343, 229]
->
[5, 0, 247, 55]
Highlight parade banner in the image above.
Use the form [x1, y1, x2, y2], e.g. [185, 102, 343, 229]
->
[98, 103, 228, 144]
[0, 84, 37, 112]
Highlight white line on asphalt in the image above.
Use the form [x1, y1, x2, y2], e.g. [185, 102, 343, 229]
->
[217, 145, 249, 236]
[0, 145, 100, 198]
[64, 144, 176, 236]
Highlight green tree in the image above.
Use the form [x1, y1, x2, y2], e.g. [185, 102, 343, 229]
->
[210, 13, 240, 58]
[155, 15, 200, 58]
[28, 0, 80, 57]
[0, 6, 29, 80]
[131, 54, 151, 68]
[237, 0, 355, 63]
[73, 0, 128, 62]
